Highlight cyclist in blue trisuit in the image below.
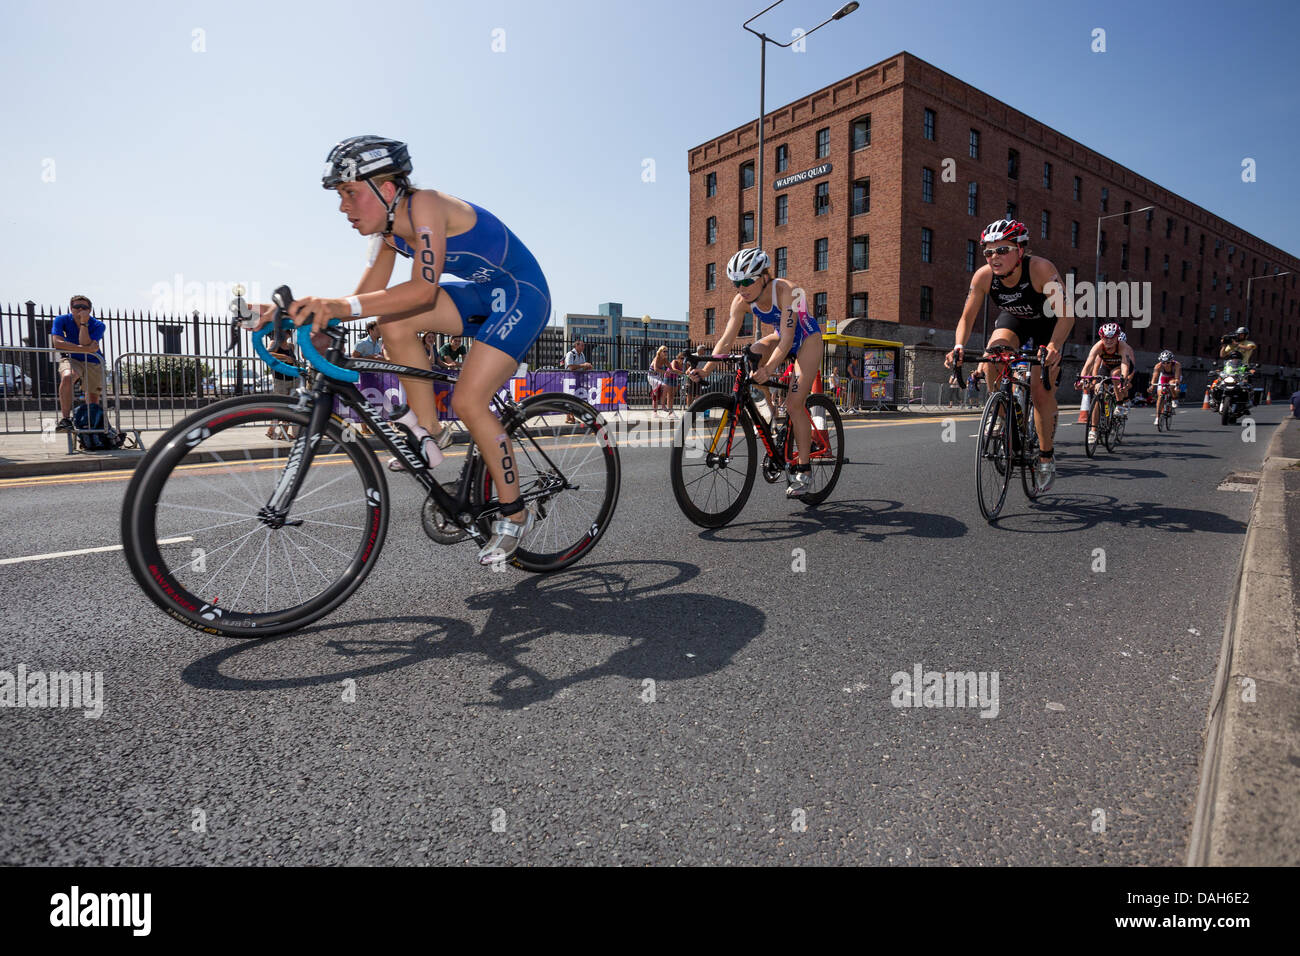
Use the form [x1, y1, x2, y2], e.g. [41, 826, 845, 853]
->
[252, 135, 551, 565]
[691, 247, 824, 496]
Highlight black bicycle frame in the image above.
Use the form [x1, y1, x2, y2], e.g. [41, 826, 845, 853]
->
[688, 352, 803, 466]
[257, 336, 562, 546]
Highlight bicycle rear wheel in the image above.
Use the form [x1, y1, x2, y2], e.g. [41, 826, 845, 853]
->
[670, 392, 757, 528]
[473, 393, 620, 572]
[1103, 397, 1118, 452]
[976, 393, 1012, 520]
[785, 393, 845, 506]
[120, 394, 388, 637]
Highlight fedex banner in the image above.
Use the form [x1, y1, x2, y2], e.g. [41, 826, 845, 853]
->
[336, 369, 630, 423]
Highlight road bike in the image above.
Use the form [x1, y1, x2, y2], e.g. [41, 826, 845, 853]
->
[669, 348, 845, 528]
[121, 286, 620, 637]
[1079, 375, 1124, 457]
[974, 346, 1049, 521]
[1154, 383, 1176, 432]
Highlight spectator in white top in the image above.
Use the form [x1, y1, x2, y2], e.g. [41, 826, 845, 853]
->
[564, 338, 593, 371]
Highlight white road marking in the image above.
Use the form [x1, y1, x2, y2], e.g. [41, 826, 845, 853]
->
[0, 537, 193, 566]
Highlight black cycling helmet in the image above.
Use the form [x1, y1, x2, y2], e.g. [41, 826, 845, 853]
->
[322, 135, 413, 236]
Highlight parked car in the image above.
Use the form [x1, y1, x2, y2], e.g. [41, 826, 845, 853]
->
[211, 368, 272, 394]
[0, 363, 32, 395]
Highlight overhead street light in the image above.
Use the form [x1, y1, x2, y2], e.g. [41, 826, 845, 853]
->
[1093, 205, 1154, 339]
[743, 0, 860, 251]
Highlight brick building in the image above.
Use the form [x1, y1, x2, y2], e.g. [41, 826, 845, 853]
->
[687, 51, 1300, 391]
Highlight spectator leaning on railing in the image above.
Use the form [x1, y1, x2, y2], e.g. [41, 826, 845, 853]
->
[352, 320, 384, 358]
[51, 294, 105, 431]
[562, 338, 594, 423]
[437, 334, 467, 370]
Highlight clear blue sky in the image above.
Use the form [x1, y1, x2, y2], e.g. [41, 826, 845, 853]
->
[3, 0, 1298, 325]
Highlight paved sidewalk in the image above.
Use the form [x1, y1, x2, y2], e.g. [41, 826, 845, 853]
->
[0, 402, 994, 479]
[1188, 415, 1300, 865]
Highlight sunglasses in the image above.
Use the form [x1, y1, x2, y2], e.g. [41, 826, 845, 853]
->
[71, 303, 91, 311]
[733, 278, 760, 288]
[982, 246, 1017, 258]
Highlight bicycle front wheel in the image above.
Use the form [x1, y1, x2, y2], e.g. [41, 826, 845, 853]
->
[120, 394, 388, 637]
[1103, 397, 1118, 452]
[976, 392, 1012, 521]
[786, 393, 845, 506]
[1020, 402, 1043, 501]
[473, 393, 620, 573]
[670, 392, 757, 528]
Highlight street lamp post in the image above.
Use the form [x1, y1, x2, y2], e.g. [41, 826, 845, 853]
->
[743, 0, 859, 252]
[1093, 205, 1154, 340]
[642, 314, 651, 371]
[1244, 271, 1292, 334]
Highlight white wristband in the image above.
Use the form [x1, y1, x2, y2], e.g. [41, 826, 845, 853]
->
[347, 296, 362, 318]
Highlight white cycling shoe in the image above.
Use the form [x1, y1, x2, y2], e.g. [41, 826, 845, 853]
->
[1035, 458, 1057, 493]
[388, 423, 455, 472]
[478, 507, 535, 566]
[785, 470, 812, 498]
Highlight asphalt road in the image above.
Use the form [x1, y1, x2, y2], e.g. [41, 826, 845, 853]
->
[0, 404, 1284, 865]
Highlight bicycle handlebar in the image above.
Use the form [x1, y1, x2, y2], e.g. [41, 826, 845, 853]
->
[239, 285, 361, 384]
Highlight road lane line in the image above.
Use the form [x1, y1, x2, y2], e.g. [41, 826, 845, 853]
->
[0, 537, 193, 566]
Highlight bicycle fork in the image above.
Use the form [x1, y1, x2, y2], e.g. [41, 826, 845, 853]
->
[257, 394, 336, 529]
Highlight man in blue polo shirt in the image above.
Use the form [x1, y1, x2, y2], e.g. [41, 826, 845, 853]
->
[51, 294, 106, 431]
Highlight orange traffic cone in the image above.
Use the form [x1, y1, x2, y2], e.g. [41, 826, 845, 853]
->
[1265, 390, 1272, 405]
[1202, 390, 1212, 409]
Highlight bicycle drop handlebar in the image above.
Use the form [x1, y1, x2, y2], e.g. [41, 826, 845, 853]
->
[233, 285, 360, 383]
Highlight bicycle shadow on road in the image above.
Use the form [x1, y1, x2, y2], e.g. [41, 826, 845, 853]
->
[180, 560, 761, 711]
[1053, 460, 1169, 480]
[696, 498, 967, 544]
[986, 492, 1248, 535]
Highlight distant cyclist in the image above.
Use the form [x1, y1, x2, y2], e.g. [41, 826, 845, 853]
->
[251, 135, 551, 565]
[692, 247, 824, 496]
[1078, 323, 1134, 445]
[946, 219, 1074, 492]
[1147, 350, 1182, 425]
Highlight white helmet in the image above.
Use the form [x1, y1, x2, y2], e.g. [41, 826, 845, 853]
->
[1158, 350, 1174, 363]
[726, 247, 770, 281]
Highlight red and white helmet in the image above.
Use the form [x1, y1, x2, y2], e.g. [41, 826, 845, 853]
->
[1099, 322, 1121, 339]
[980, 219, 1029, 244]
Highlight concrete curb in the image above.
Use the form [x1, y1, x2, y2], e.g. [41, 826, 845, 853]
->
[1187, 417, 1300, 865]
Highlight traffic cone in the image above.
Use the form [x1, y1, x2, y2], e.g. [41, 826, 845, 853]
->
[1202, 390, 1211, 409]
[1266, 390, 1272, 405]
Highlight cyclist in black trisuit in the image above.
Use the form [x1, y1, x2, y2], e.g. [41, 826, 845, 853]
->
[946, 219, 1074, 492]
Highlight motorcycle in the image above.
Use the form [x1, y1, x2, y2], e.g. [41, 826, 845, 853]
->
[1215, 365, 1257, 425]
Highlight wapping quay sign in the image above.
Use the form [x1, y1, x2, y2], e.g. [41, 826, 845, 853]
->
[773, 163, 831, 191]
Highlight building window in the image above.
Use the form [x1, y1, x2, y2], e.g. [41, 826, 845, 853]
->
[813, 293, 827, 318]
[1041, 211, 1050, 240]
[920, 286, 933, 322]
[706, 262, 716, 290]
[967, 240, 977, 273]
[1071, 220, 1079, 249]
[1073, 176, 1082, 201]
[741, 212, 754, 243]
[1181, 260, 1189, 280]
[1143, 246, 1149, 271]
[850, 293, 867, 318]
[1165, 217, 1174, 239]
[775, 194, 788, 226]
[1161, 290, 1168, 313]
[1123, 200, 1131, 225]
[775, 246, 788, 277]
[815, 238, 828, 272]
[816, 127, 830, 159]
[1007, 148, 1019, 179]
[1164, 254, 1170, 275]
[1006, 201, 1017, 219]
[1043, 162, 1052, 189]
[1145, 208, 1154, 231]
[969, 129, 980, 159]
[706, 172, 716, 198]
[852, 235, 869, 272]
[1121, 242, 1129, 271]
[706, 216, 716, 245]
[923, 108, 936, 141]
[921, 227, 933, 263]
[1099, 230, 1107, 256]
[775, 144, 789, 174]
[705, 308, 715, 335]
[852, 178, 870, 215]
[1184, 225, 1190, 246]
[741, 162, 754, 189]
[814, 181, 830, 215]
[922, 167, 934, 203]
[740, 311, 753, 337]
[852, 115, 871, 150]
[1100, 187, 1108, 212]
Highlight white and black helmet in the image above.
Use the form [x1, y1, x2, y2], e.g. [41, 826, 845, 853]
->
[980, 219, 1029, 244]
[1158, 350, 1174, 363]
[726, 247, 770, 282]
